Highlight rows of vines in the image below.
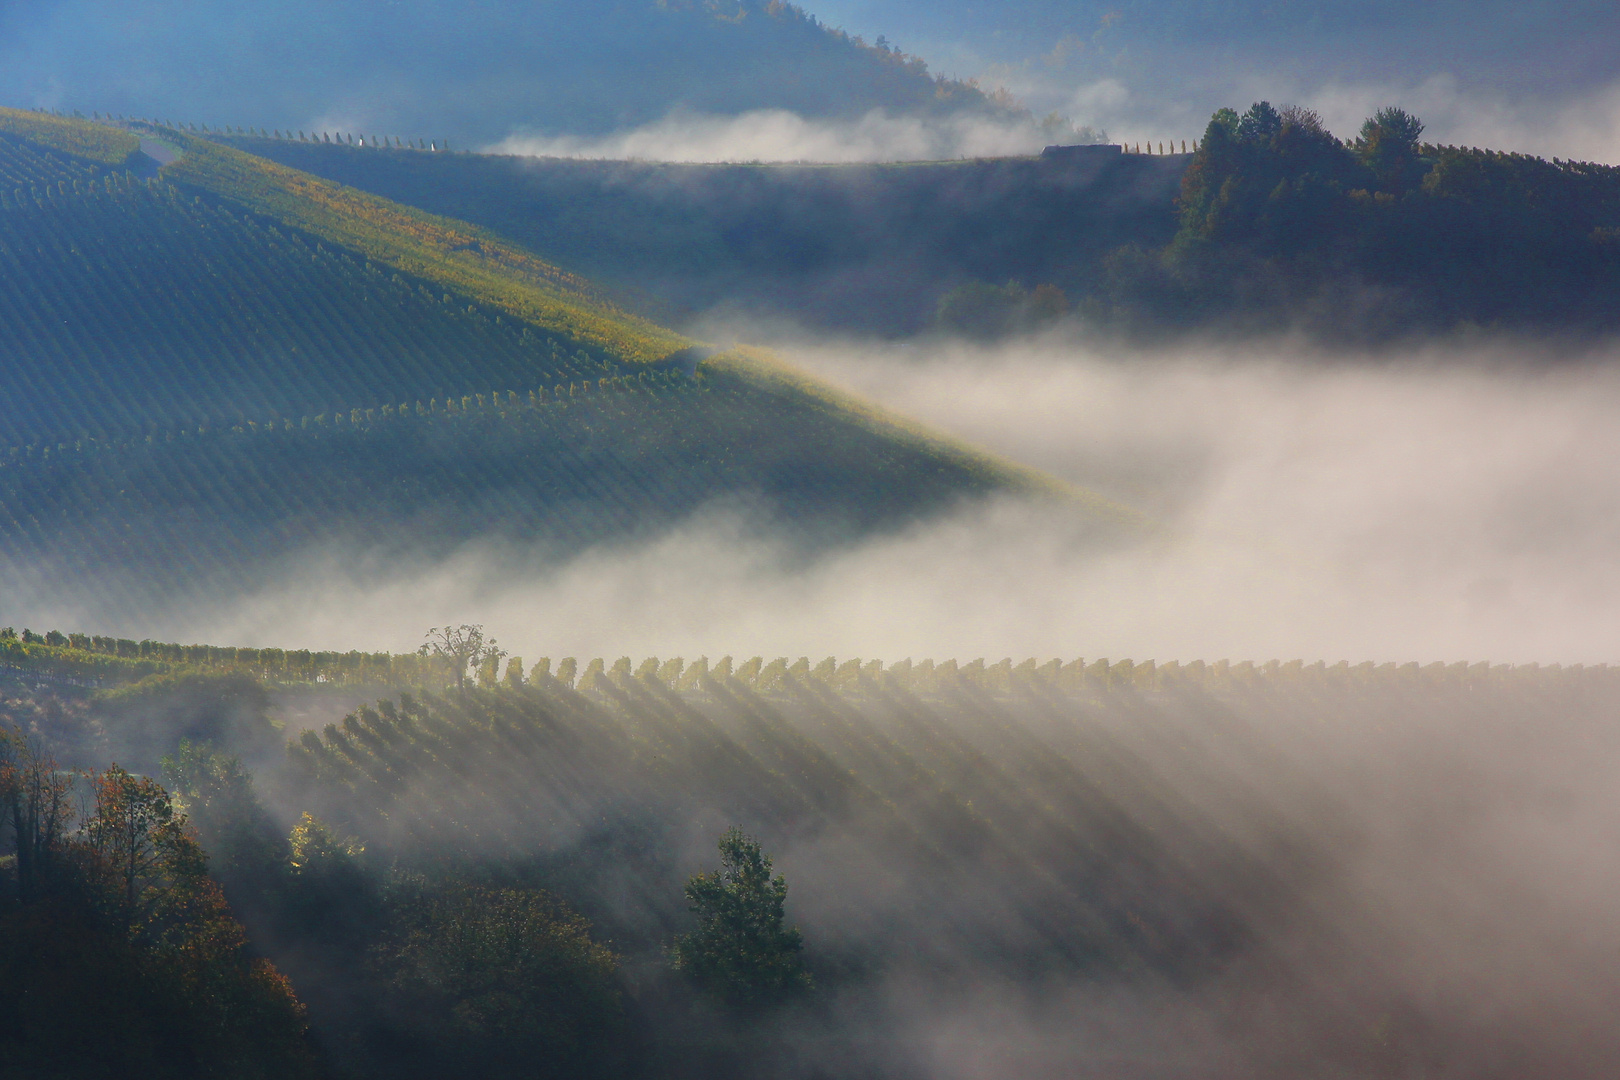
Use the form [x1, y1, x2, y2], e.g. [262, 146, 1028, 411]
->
[0, 377, 997, 601]
[278, 654, 1616, 989]
[0, 179, 630, 445]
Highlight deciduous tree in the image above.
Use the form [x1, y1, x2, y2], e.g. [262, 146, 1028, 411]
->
[421, 624, 504, 691]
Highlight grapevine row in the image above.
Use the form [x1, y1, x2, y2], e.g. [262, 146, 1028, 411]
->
[0, 178, 631, 445]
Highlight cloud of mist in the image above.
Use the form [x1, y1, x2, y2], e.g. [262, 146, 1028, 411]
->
[1288, 74, 1620, 165]
[490, 108, 1104, 163]
[41, 329, 1592, 670]
[7, 323, 1612, 1073]
[975, 59, 1620, 164]
[265, 602, 1620, 1077]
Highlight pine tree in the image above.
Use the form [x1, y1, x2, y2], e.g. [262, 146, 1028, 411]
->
[669, 827, 811, 1009]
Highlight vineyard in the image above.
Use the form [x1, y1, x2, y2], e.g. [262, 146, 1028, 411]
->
[0, 366, 1033, 604]
[0, 107, 688, 364]
[5, 621, 1605, 696]
[7, 629, 1617, 1076]
[258, 647, 1620, 1077]
[15, 631, 1605, 970]
[0, 108, 1085, 605]
[0, 177, 630, 445]
[0, 130, 129, 195]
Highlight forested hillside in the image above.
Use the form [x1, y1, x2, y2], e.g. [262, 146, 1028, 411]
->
[0, 109, 1086, 612]
[7, 642, 1615, 1076]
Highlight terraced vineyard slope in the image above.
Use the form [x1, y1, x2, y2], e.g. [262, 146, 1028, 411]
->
[0, 110, 1099, 612]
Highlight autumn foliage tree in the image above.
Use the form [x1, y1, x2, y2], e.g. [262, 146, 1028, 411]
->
[0, 729, 315, 1077]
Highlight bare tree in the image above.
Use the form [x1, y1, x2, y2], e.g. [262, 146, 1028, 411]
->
[0, 725, 73, 903]
[420, 625, 504, 691]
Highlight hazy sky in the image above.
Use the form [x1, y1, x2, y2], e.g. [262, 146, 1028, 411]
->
[3, 1, 1615, 162]
[799, 0, 1620, 158]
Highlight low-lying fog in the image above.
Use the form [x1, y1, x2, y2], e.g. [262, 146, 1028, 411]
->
[23, 327, 1620, 1078]
[133, 328, 1620, 668]
[490, 108, 1103, 163]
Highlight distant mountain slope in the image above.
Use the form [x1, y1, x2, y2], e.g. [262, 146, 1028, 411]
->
[0, 111, 1113, 616]
[0, 0, 1016, 147]
[215, 134, 1188, 333]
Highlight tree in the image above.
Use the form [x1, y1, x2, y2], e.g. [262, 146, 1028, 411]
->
[420, 624, 504, 691]
[1358, 106, 1425, 194]
[287, 810, 364, 876]
[79, 764, 202, 937]
[161, 739, 286, 901]
[670, 827, 811, 1009]
[0, 725, 72, 903]
[375, 879, 624, 1079]
[40, 764, 319, 1075]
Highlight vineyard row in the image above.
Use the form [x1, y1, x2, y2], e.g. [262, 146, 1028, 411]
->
[0, 367, 700, 469]
[0, 176, 633, 444]
[2, 630, 1610, 695]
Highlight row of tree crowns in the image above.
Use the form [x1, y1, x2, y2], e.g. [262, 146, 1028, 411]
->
[2, 626, 1609, 693]
[1180, 99, 1620, 224]
[542, 654, 1619, 694]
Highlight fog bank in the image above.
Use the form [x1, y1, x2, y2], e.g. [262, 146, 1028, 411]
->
[491, 108, 1104, 163]
[81, 331, 1611, 668]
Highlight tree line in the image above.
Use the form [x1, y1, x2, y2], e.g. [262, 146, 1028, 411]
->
[1094, 102, 1620, 338]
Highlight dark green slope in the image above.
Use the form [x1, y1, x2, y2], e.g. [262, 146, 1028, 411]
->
[216, 113, 1620, 341]
[213, 135, 1189, 334]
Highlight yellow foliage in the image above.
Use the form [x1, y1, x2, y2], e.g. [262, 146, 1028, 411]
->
[0, 107, 140, 164]
[161, 135, 691, 363]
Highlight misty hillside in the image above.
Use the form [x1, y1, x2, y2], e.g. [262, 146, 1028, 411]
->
[7, 638, 1618, 1077]
[218, 115, 1620, 341]
[215, 134, 1188, 334]
[0, 0, 1017, 147]
[0, 110, 1092, 615]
